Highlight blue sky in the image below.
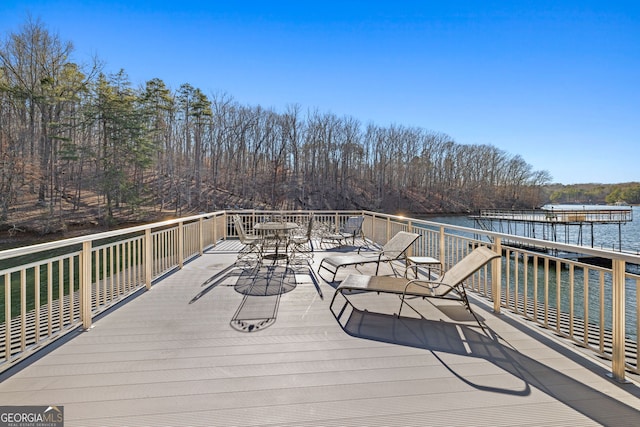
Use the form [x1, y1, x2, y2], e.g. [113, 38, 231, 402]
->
[2, 1, 639, 185]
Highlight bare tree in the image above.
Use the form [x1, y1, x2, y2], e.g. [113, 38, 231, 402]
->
[0, 17, 554, 226]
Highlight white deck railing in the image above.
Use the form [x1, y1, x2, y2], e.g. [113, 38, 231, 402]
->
[1, 210, 639, 382]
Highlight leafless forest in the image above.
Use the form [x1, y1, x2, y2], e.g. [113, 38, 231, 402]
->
[0, 19, 552, 233]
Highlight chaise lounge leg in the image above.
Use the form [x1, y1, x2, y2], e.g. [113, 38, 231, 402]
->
[458, 285, 487, 334]
[397, 295, 406, 318]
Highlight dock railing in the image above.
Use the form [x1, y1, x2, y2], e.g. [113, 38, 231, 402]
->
[476, 208, 633, 223]
[1, 209, 639, 382]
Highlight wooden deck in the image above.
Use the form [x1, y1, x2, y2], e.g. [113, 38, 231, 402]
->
[1, 240, 639, 426]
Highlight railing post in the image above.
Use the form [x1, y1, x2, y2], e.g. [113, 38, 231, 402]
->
[223, 213, 228, 240]
[199, 217, 204, 256]
[407, 219, 414, 256]
[80, 241, 92, 330]
[493, 237, 502, 314]
[144, 229, 152, 290]
[219, 214, 224, 241]
[438, 225, 445, 268]
[178, 221, 184, 269]
[610, 258, 627, 382]
[4, 274, 11, 360]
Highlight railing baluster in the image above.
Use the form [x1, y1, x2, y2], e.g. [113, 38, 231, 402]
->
[34, 266, 40, 343]
[98, 248, 103, 305]
[109, 246, 114, 302]
[583, 266, 590, 346]
[523, 253, 529, 317]
[58, 259, 64, 331]
[533, 254, 538, 322]
[4, 274, 11, 361]
[556, 260, 561, 333]
[20, 269, 26, 351]
[69, 256, 75, 323]
[47, 262, 52, 336]
[569, 264, 575, 338]
[599, 272, 605, 353]
[544, 258, 549, 327]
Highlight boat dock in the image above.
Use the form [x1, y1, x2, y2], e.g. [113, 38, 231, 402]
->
[470, 206, 636, 268]
[474, 206, 632, 225]
[471, 206, 632, 248]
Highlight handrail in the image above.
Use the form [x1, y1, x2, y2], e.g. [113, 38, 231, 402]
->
[1, 209, 638, 382]
[0, 211, 226, 261]
[475, 208, 633, 223]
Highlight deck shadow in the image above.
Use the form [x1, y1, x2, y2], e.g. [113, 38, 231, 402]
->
[230, 266, 297, 332]
[332, 304, 640, 426]
[189, 263, 308, 333]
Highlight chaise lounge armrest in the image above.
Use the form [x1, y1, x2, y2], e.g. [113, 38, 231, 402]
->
[401, 278, 462, 298]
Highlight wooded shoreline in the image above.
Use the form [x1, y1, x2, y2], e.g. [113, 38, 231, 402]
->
[2, 19, 639, 248]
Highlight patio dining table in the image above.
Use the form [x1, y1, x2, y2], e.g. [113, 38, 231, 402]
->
[253, 221, 299, 262]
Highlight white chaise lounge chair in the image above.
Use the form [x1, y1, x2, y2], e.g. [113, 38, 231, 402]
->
[318, 231, 420, 282]
[330, 246, 500, 331]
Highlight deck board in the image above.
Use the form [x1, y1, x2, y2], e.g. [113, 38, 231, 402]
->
[1, 241, 639, 426]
